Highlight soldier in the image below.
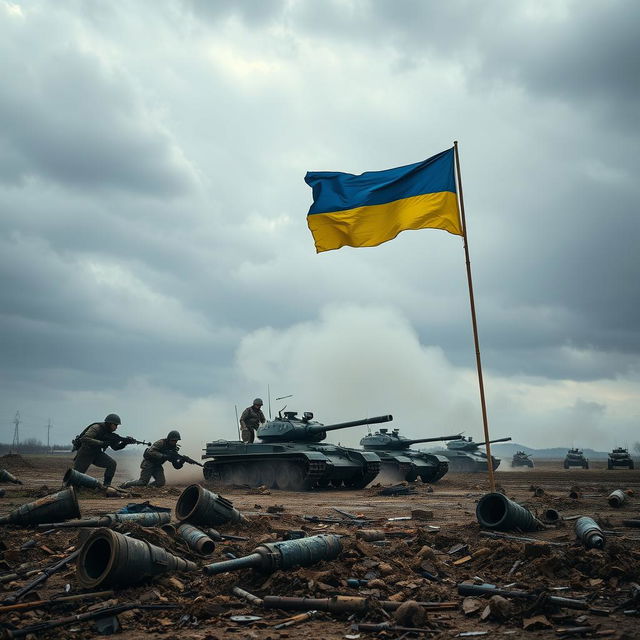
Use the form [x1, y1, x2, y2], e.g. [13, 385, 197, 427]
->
[239, 398, 266, 443]
[72, 413, 126, 487]
[119, 430, 182, 488]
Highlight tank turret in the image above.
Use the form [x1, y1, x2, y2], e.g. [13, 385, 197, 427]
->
[358, 429, 462, 483]
[257, 412, 393, 443]
[427, 435, 511, 473]
[446, 436, 512, 451]
[360, 428, 462, 451]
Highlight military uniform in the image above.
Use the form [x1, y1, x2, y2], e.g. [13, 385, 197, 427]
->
[73, 422, 125, 486]
[120, 438, 181, 488]
[239, 404, 265, 443]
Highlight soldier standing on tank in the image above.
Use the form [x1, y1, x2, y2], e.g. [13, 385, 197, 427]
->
[239, 398, 266, 443]
[72, 413, 125, 487]
[119, 430, 183, 488]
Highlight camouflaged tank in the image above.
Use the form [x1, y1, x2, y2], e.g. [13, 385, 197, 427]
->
[564, 448, 589, 469]
[202, 412, 392, 490]
[511, 451, 534, 468]
[427, 436, 512, 473]
[359, 428, 463, 482]
[607, 447, 633, 470]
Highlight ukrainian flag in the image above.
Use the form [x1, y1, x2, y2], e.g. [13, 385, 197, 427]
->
[305, 148, 462, 253]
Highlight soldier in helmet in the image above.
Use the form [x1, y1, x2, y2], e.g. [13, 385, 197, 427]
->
[72, 413, 125, 487]
[119, 430, 182, 488]
[239, 398, 266, 443]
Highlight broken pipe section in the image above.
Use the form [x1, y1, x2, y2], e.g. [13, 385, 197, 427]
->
[575, 517, 605, 549]
[175, 484, 246, 526]
[203, 534, 342, 575]
[476, 492, 542, 532]
[76, 528, 197, 588]
[0, 488, 81, 526]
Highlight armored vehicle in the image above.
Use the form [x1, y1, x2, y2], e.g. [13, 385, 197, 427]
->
[202, 412, 392, 490]
[427, 436, 512, 473]
[511, 451, 534, 468]
[607, 447, 634, 470]
[359, 428, 463, 482]
[563, 448, 589, 469]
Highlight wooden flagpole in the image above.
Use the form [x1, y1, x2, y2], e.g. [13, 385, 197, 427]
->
[453, 141, 496, 492]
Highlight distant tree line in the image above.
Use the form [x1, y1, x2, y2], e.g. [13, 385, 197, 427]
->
[0, 439, 70, 454]
[634, 442, 640, 456]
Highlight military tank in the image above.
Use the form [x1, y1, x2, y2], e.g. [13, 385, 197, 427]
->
[607, 447, 634, 470]
[427, 436, 512, 473]
[511, 451, 534, 468]
[202, 412, 392, 491]
[563, 448, 589, 469]
[359, 428, 463, 482]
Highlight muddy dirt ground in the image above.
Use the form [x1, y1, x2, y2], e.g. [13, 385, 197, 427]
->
[1, 453, 640, 639]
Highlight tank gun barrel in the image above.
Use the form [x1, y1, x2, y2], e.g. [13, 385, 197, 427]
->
[403, 434, 463, 446]
[311, 414, 393, 434]
[478, 437, 512, 446]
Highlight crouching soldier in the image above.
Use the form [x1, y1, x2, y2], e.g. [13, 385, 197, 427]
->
[72, 413, 126, 487]
[120, 430, 182, 488]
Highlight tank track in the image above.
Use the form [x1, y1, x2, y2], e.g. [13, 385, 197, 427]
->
[429, 460, 450, 483]
[352, 459, 380, 489]
[204, 457, 338, 490]
[305, 459, 327, 486]
[397, 462, 415, 481]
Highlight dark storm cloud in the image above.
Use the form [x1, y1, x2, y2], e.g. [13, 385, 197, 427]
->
[291, 1, 640, 122]
[0, 13, 195, 195]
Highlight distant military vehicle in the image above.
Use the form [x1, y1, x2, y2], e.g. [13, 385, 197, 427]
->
[607, 447, 634, 470]
[563, 448, 589, 469]
[428, 436, 512, 473]
[359, 428, 462, 482]
[202, 411, 392, 490]
[511, 451, 534, 468]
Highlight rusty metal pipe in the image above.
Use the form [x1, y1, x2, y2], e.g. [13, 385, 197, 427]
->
[176, 523, 215, 555]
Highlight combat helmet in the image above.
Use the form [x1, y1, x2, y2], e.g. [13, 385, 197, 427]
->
[104, 413, 121, 425]
[167, 430, 181, 441]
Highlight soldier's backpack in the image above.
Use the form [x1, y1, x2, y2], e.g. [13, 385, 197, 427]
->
[71, 423, 97, 452]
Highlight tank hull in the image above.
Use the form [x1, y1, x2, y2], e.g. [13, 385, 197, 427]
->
[202, 440, 381, 491]
[427, 448, 501, 473]
[373, 451, 449, 483]
[607, 456, 634, 470]
[563, 453, 589, 469]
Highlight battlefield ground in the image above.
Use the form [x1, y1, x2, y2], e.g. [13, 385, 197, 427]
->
[1, 453, 640, 639]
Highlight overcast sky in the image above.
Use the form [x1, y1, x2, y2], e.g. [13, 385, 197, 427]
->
[1, 0, 639, 457]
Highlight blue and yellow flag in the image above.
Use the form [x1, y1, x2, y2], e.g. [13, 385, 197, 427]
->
[305, 148, 462, 253]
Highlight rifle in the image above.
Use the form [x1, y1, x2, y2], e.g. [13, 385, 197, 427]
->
[167, 451, 204, 468]
[104, 433, 152, 449]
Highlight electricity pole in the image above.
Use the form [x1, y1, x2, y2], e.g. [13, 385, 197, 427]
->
[11, 411, 21, 453]
[47, 418, 52, 453]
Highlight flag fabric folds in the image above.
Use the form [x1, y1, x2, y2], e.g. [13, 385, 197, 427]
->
[305, 148, 462, 253]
